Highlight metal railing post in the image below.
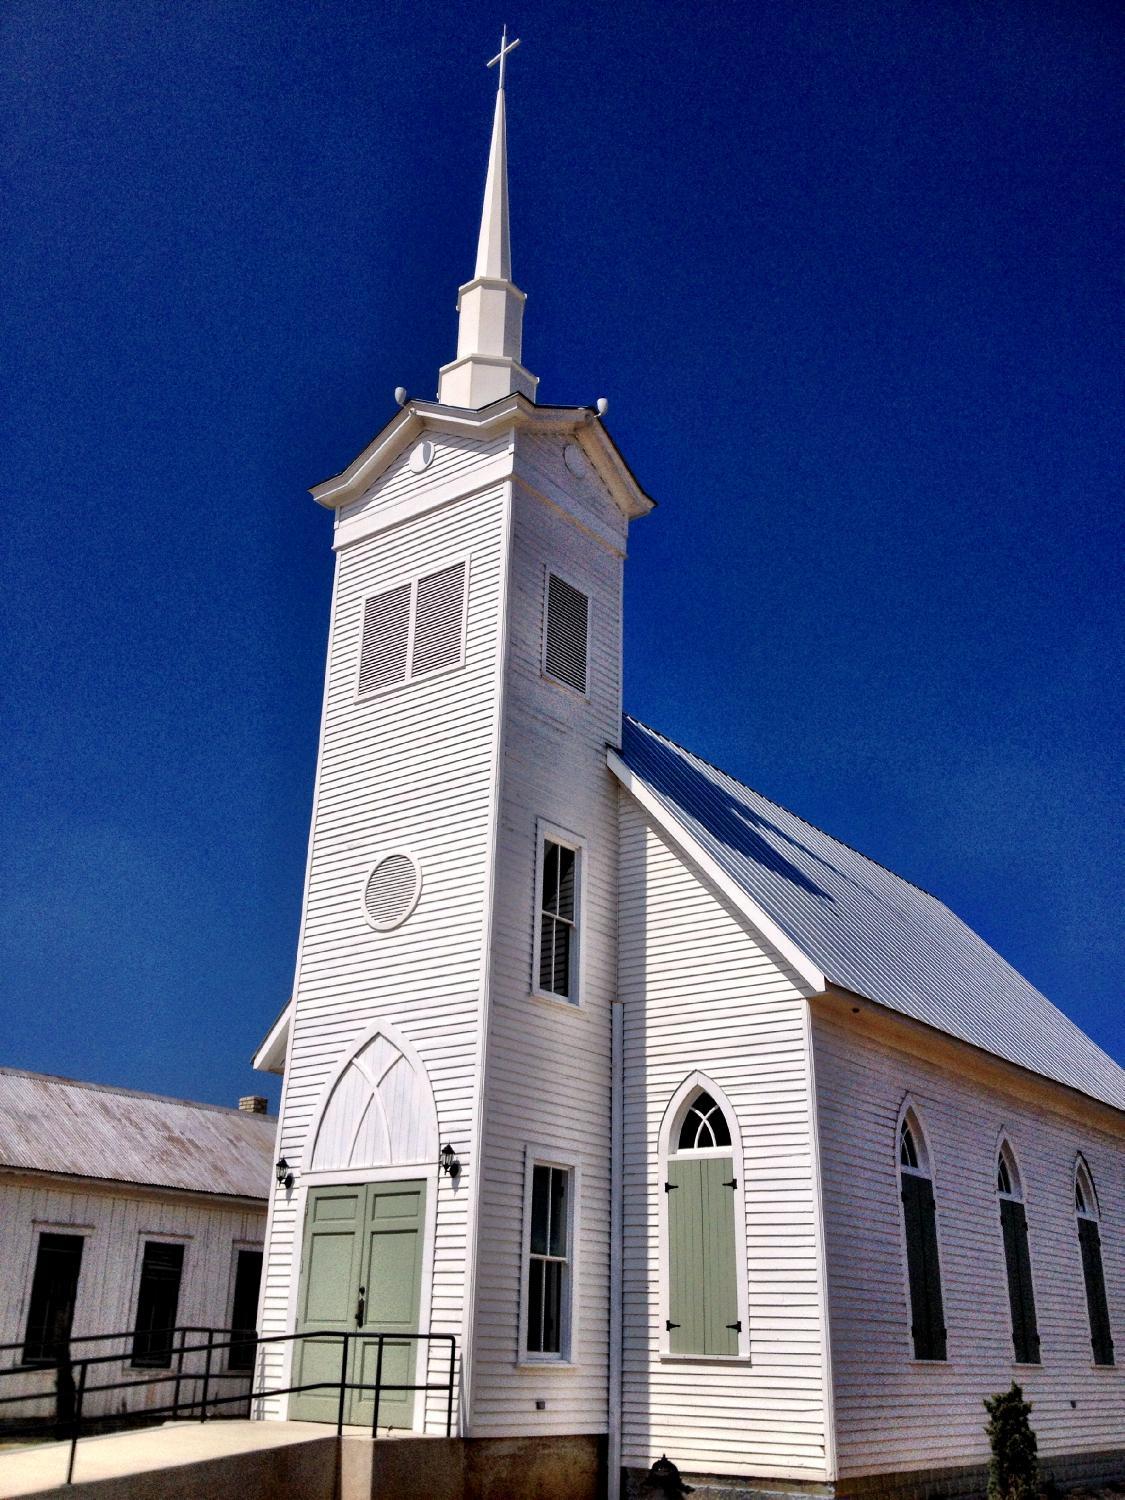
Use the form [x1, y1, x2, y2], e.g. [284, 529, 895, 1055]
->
[172, 1327, 185, 1419]
[66, 1361, 87, 1487]
[200, 1330, 213, 1423]
[336, 1333, 349, 1436]
[370, 1335, 384, 1438]
[446, 1336, 455, 1437]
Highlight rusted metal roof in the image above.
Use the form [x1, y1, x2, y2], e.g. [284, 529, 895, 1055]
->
[0, 1069, 276, 1199]
[619, 717, 1125, 1113]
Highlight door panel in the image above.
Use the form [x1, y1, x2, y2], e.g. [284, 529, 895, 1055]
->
[289, 1187, 364, 1423]
[351, 1181, 426, 1429]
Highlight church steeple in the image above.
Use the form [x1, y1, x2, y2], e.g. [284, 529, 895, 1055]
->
[437, 29, 538, 409]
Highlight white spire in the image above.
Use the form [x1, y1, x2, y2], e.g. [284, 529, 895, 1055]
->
[437, 29, 538, 409]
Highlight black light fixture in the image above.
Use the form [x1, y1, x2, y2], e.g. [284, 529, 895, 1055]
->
[275, 1157, 294, 1190]
[439, 1143, 460, 1180]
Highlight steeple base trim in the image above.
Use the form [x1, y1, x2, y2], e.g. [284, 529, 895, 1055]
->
[437, 353, 538, 409]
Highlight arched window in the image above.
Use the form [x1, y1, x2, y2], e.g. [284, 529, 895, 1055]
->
[897, 1107, 946, 1361]
[1075, 1159, 1114, 1366]
[996, 1142, 1039, 1363]
[664, 1083, 742, 1357]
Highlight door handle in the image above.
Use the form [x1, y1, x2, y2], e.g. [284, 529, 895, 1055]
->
[355, 1285, 365, 1327]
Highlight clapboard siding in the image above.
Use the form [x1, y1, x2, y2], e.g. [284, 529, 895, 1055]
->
[812, 1008, 1125, 1475]
[260, 464, 509, 1429]
[0, 1173, 263, 1421]
[469, 434, 627, 1436]
[618, 802, 831, 1479]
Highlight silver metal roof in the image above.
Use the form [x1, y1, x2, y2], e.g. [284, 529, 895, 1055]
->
[620, 717, 1125, 1113]
[0, 1069, 276, 1200]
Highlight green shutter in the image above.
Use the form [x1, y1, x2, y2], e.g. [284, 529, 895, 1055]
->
[901, 1174, 946, 1360]
[667, 1156, 739, 1356]
[1078, 1218, 1114, 1366]
[1000, 1199, 1040, 1364]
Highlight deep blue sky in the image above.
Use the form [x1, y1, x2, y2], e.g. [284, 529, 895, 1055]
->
[2, 0, 1121, 1110]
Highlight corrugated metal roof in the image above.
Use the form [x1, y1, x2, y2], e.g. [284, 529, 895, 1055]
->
[0, 1069, 276, 1199]
[619, 717, 1125, 1113]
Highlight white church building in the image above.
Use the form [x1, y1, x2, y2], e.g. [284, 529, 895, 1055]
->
[253, 40, 1124, 1500]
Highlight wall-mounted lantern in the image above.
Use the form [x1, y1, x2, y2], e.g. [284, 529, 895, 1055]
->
[439, 1143, 461, 1181]
[275, 1157, 294, 1190]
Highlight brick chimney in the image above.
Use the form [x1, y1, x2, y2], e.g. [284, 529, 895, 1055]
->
[239, 1095, 268, 1114]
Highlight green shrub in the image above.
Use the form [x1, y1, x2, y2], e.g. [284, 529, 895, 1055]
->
[984, 1383, 1039, 1500]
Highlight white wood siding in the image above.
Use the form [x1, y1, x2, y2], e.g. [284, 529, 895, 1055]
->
[812, 1008, 1125, 1475]
[0, 1173, 262, 1421]
[469, 431, 629, 1437]
[261, 439, 510, 1429]
[618, 803, 831, 1479]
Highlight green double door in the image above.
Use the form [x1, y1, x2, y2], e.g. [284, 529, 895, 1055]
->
[290, 1181, 426, 1428]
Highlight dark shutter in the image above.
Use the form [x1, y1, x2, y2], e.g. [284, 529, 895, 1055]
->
[22, 1233, 84, 1366]
[1078, 1218, 1114, 1366]
[901, 1174, 947, 1360]
[1000, 1199, 1040, 1364]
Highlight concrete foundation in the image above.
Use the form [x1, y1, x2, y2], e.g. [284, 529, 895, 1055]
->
[624, 1449, 1125, 1500]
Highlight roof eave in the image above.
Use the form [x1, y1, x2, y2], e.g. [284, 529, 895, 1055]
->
[309, 395, 655, 521]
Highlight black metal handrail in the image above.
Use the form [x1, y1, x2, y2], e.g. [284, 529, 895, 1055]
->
[0, 1327, 457, 1487]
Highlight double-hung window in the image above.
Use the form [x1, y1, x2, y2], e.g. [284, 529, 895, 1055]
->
[22, 1232, 84, 1366]
[523, 1160, 574, 1360]
[131, 1241, 185, 1369]
[534, 826, 582, 1003]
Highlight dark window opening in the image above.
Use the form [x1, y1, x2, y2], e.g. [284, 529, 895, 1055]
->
[901, 1170, 947, 1361]
[677, 1092, 732, 1151]
[538, 839, 577, 1000]
[131, 1242, 185, 1368]
[526, 1164, 569, 1355]
[22, 1233, 84, 1366]
[228, 1249, 263, 1372]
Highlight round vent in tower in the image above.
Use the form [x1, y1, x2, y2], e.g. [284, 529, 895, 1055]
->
[362, 851, 422, 932]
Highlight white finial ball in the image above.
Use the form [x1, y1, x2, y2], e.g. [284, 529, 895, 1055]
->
[595, 397, 609, 417]
[394, 386, 408, 407]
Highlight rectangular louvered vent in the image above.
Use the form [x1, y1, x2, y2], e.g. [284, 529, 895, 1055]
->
[544, 573, 588, 694]
[359, 582, 411, 694]
[358, 560, 467, 698]
[412, 561, 466, 678]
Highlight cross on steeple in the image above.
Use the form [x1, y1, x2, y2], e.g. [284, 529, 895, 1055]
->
[487, 25, 520, 91]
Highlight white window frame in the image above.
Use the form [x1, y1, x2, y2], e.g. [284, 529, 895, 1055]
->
[518, 1144, 580, 1366]
[540, 566, 590, 699]
[531, 819, 585, 1007]
[126, 1232, 192, 1375]
[657, 1072, 750, 1362]
[354, 554, 470, 701]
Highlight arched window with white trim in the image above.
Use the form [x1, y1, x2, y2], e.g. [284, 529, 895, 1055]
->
[996, 1141, 1040, 1364]
[1075, 1158, 1114, 1366]
[664, 1084, 742, 1357]
[898, 1108, 947, 1361]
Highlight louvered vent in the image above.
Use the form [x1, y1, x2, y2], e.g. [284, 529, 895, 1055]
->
[544, 574, 589, 694]
[412, 561, 466, 678]
[363, 853, 421, 931]
[358, 583, 411, 695]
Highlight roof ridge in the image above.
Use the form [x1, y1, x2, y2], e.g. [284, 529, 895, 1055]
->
[622, 714, 943, 906]
[0, 1067, 275, 1120]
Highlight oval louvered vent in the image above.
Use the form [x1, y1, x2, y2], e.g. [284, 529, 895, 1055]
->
[363, 852, 422, 932]
[544, 573, 589, 694]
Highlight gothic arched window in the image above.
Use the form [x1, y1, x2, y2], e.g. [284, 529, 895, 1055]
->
[1075, 1159, 1114, 1366]
[897, 1107, 946, 1361]
[996, 1142, 1039, 1363]
[664, 1083, 742, 1357]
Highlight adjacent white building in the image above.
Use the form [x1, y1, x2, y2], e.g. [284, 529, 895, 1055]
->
[254, 45, 1124, 1500]
[0, 1069, 273, 1425]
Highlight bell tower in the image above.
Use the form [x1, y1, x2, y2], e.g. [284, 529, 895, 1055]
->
[256, 34, 652, 1458]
